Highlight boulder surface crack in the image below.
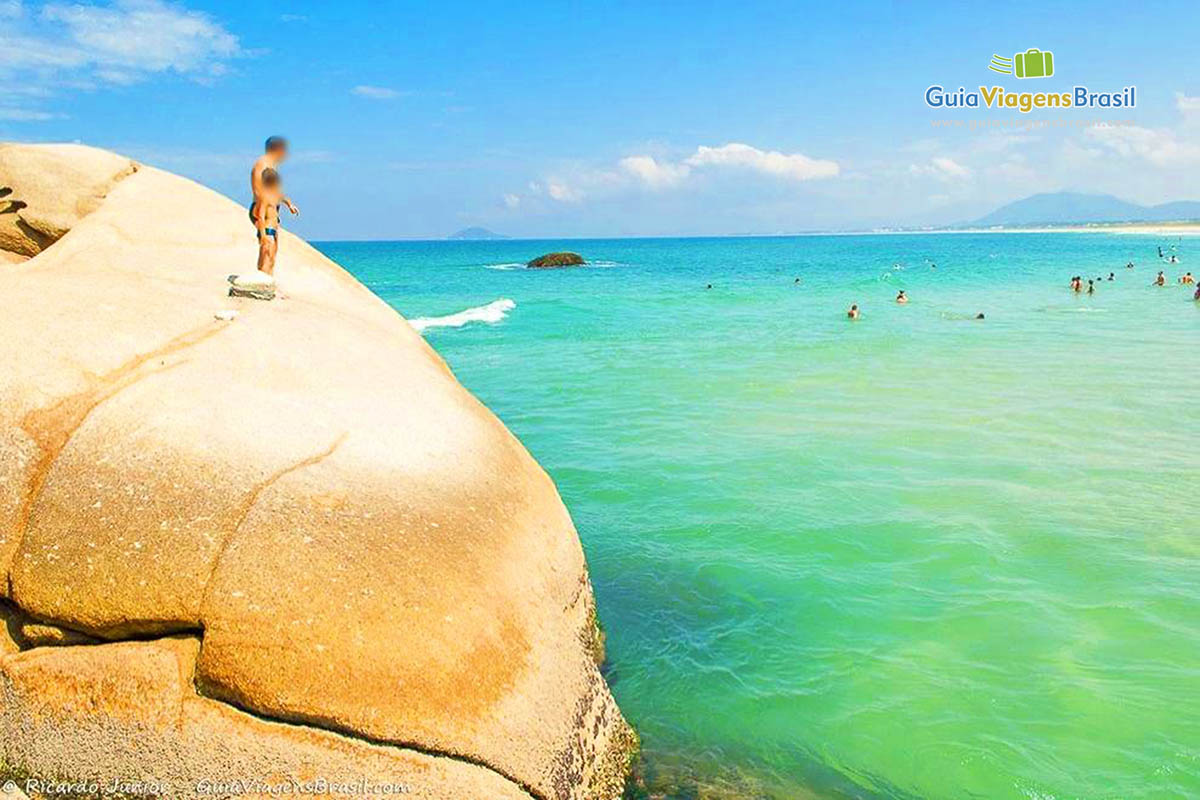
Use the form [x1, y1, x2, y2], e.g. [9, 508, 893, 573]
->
[197, 431, 349, 611]
[7, 323, 227, 596]
[195, 686, 546, 800]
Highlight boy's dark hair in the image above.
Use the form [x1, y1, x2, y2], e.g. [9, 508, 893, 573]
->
[265, 136, 288, 153]
[261, 168, 281, 187]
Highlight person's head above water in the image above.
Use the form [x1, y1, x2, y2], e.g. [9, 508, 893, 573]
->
[265, 136, 289, 161]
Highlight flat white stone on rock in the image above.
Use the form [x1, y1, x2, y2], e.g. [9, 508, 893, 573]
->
[230, 270, 276, 287]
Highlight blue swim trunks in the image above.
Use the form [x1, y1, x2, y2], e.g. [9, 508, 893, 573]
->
[249, 201, 279, 239]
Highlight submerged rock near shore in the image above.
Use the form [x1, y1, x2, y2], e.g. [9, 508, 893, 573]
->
[0, 143, 634, 799]
[528, 251, 585, 268]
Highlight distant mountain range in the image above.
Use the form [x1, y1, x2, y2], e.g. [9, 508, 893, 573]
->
[448, 227, 509, 240]
[969, 192, 1200, 228]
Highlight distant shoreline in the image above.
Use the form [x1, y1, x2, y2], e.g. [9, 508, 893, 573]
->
[892, 221, 1200, 236]
[311, 221, 1200, 244]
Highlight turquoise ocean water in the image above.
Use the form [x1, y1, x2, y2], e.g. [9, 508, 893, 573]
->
[317, 234, 1200, 800]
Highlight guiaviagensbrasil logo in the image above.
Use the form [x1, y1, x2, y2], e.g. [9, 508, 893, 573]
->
[925, 48, 1135, 113]
[989, 49, 1053, 79]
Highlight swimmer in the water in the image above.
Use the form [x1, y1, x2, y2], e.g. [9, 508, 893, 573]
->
[1087, 279, 1095, 295]
[1108, 272, 1115, 281]
[848, 304, 860, 320]
[975, 313, 985, 319]
[1070, 276, 1083, 292]
[1181, 272, 1195, 285]
[706, 284, 713, 289]
[1126, 262, 1134, 269]
[1155, 271, 1166, 286]
[794, 277, 801, 284]
[896, 290, 908, 304]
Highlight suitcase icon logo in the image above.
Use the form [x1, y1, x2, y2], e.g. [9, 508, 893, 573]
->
[988, 49, 1054, 79]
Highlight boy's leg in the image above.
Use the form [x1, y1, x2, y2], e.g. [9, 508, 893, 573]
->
[263, 235, 278, 276]
[257, 234, 272, 273]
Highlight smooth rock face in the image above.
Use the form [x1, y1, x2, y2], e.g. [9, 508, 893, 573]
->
[0, 143, 134, 258]
[0, 143, 633, 799]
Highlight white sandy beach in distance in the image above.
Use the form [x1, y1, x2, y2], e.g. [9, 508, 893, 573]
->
[892, 222, 1200, 236]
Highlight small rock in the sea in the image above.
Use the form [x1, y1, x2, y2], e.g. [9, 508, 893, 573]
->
[527, 251, 585, 269]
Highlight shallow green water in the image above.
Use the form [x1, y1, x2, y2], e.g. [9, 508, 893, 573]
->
[319, 234, 1200, 800]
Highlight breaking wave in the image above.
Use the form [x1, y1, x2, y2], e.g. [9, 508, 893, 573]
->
[409, 298, 516, 333]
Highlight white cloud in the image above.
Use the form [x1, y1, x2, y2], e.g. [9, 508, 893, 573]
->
[1076, 92, 1200, 168]
[618, 155, 691, 189]
[511, 141, 839, 208]
[502, 193, 521, 209]
[39, 0, 238, 74]
[352, 85, 404, 100]
[1175, 92, 1200, 114]
[0, 108, 60, 121]
[0, 0, 240, 121]
[546, 180, 583, 203]
[931, 156, 971, 178]
[909, 156, 972, 181]
[1085, 124, 1200, 167]
[684, 142, 839, 181]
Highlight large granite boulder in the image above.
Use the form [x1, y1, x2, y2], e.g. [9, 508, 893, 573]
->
[0, 144, 634, 799]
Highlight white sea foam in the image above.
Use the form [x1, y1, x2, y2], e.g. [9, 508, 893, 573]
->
[1039, 306, 1109, 314]
[409, 298, 516, 332]
[486, 260, 623, 269]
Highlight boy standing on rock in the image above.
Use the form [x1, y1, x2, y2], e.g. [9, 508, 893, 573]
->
[252, 169, 284, 276]
[250, 136, 298, 275]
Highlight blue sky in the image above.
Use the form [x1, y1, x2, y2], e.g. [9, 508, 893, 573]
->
[2, 0, 1198, 239]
